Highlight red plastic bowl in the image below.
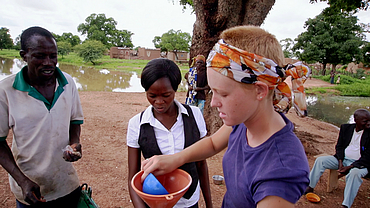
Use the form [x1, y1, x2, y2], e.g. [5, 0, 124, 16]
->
[131, 169, 192, 208]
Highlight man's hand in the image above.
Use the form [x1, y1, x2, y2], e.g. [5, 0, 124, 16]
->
[20, 179, 46, 205]
[338, 165, 353, 176]
[63, 143, 82, 162]
[338, 160, 344, 170]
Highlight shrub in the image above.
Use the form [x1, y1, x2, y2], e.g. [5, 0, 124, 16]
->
[74, 40, 106, 65]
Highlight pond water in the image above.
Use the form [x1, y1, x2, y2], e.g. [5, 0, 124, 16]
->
[1, 58, 369, 127]
[306, 96, 370, 127]
[0, 58, 188, 92]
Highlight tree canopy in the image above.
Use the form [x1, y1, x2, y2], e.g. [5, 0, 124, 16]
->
[0, 27, 14, 50]
[77, 13, 134, 49]
[152, 29, 191, 59]
[310, 0, 369, 12]
[56, 32, 81, 47]
[293, 9, 365, 74]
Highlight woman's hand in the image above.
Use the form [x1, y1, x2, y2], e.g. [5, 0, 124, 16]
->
[141, 154, 182, 182]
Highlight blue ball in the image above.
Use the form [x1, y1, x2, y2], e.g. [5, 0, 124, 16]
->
[142, 173, 169, 195]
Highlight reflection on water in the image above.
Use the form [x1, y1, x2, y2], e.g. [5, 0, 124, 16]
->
[306, 95, 370, 127]
[111, 72, 143, 92]
[0, 58, 23, 80]
[59, 63, 145, 92]
[0, 58, 145, 92]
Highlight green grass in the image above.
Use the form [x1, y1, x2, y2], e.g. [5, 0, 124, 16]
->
[0, 49, 21, 58]
[0, 49, 190, 75]
[305, 87, 340, 96]
[309, 74, 370, 97]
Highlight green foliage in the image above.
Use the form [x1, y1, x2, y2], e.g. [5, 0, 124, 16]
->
[57, 32, 81, 47]
[77, 13, 133, 49]
[293, 10, 364, 74]
[305, 87, 340, 96]
[354, 68, 366, 78]
[334, 82, 370, 96]
[316, 74, 357, 84]
[110, 29, 134, 48]
[152, 29, 191, 59]
[310, 0, 369, 12]
[280, 38, 296, 58]
[74, 40, 106, 65]
[13, 35, 21, 50]
[53, 32, 80, 47]
[336, 65, 347, 74]
[177, 0, 193, 10]
[57, 41, 72, 59]
[0, 49, 20, 58]
[0, 27, 14, 50]
[363, 41, 370, 65]
[313, 74, 370, 96]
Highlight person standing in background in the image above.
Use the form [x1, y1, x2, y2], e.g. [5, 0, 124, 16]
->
[336, 75, 341, 84]
[185, 55, 210, 114]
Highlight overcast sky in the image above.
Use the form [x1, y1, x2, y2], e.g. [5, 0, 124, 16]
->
[1, 0, 369, 48]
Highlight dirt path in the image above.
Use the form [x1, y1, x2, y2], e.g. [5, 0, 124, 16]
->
[1, 78, 369, 208]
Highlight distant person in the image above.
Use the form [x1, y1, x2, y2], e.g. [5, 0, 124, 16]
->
[141, 26, 311, 208]
[330, 71, 335, 84]
[127, 58, 212, 208]
[305, 109, 370, 208]
[336, 75, 341, 84]
[0, 26, 84, 207]
[185, 55, 210, 114]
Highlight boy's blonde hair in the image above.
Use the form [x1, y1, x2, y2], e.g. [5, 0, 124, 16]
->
[219, 25, 285, 66]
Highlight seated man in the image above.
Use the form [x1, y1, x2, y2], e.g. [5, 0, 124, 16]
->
[305, 109, 370, 208]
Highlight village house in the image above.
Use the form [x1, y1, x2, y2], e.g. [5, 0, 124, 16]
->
[109, 47, 189, 63]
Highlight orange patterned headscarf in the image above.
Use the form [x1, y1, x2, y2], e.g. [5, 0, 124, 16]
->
[207, 39, 311, 117]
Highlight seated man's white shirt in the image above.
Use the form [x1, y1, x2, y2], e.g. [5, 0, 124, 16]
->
[345, 129, 363, 161]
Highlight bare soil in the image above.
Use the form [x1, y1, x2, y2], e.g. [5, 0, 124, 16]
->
[1, 78, 369, 208]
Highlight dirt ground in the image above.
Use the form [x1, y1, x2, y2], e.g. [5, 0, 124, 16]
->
[1, 78, 369, 208]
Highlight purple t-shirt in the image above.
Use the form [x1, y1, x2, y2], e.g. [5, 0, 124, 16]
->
[222, 113, 309, 207]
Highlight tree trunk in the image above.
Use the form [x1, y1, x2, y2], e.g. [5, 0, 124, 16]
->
[321, 62, 327, 75]
[190, 0, 276, 134]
